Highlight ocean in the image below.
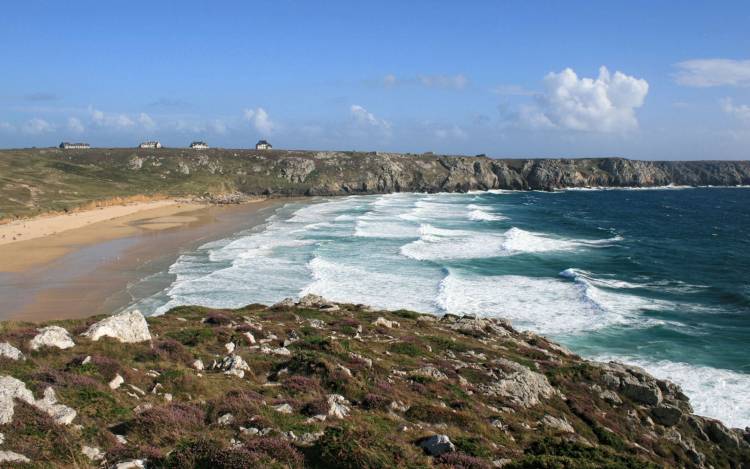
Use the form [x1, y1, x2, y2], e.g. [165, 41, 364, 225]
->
[129, 187, 750, 428]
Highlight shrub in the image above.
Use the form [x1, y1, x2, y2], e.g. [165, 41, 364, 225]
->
[129, 403, 205, 445]
[204, 312, 232, 325]
[153, 338, 192, 363]
[283, 375, 322, 395]
[362, 393, 390, 410]
[313, 425, 408, 469]
[206, 389, 263, 425]
[301, 398, 329, 416]
[166, 327, 214, 346]
[436, 452, 493, 469]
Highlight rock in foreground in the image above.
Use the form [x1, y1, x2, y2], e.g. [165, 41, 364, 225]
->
[0, 300, 748, 468]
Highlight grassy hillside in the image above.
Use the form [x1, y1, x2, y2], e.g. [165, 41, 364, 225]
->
[1, 298, 748, 468]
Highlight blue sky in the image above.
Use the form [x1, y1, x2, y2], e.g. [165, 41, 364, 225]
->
[1, 1, 749, 159]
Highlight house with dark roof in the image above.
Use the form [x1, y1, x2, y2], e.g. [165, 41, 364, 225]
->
[255, 139, 272, 150]
[59, 142, 90, 149]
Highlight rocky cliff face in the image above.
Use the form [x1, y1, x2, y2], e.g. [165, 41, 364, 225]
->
[2, 148, 749, 218]
[0, 299, 748, 468]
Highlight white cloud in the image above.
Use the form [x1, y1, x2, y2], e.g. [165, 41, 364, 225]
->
[434, 125, 467, 140]
[243, 107, 275, 135]
[382, 73, 468, 89]
[67, 117, 85, 133]
[491, 84, 535, 96]
[519, 66, 649, 133]
[383, 74, 397, 87]
[22, 118, 54, 134]
[350, 104, 391, 131]
[137, 113, 156, 130]
[88, 106, 142, 130]
[208, 119, 228, 135]
[721, 98, 750, 123]
[417, 74, 468, 89]
[0, 122, 16, 132]
[674, 59, 750, 87]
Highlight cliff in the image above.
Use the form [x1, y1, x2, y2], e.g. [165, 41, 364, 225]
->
[0, 298, 748, 468]
[1, 148, 749, 219]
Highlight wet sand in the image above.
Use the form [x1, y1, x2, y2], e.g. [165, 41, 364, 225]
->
[0, 199, 291, 322]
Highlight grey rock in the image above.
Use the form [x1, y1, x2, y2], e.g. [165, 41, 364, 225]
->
[29, 326, 75, 351]
[652, 404, 683, 426]
[0, 342, 24, 361]
[82, 310, 151, 343]
[418, 434, 456, 456]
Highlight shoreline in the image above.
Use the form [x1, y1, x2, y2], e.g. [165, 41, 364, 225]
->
[0, 198, 294, 322]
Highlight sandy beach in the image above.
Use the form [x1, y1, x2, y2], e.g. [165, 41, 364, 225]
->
[0, 198, 291, 322]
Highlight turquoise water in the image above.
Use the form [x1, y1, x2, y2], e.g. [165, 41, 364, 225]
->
[133, 188, 750, 428]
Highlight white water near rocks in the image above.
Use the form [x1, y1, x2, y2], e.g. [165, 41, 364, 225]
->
[129, 190, 750, 428]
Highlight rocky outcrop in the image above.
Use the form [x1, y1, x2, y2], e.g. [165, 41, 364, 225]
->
[0, 376, 76, 425]
[82, 310, 151, 343]
[0, 342, 24, 360]
[477, 357, 558, 408]
[29, 326, 75, 351]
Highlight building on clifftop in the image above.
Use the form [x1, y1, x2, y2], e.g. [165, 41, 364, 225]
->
[59, 142, 90, 149]
[189, 141, 209, 149]
[139, 141, 162, 149]
[255, 139, 272, 150]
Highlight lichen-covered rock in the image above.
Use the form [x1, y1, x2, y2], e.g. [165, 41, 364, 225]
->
[81, 445, 103, 461]
[0, 376, 34, 424]
[82, 310, 151, 343]
[652, 404, 683, 426]
[29, 326, 75, 351]
[410, 366, 448, 381]
[219, 355, 250, 378]
[540, 414, 575, 433]
[445, 315, 512, 337]
[418, 434, 455, 456]
[478, 358, 557, 408]
[0, 342, 24, 360]
[35, 387, 77, 425]
[0, 450, 31, 464]
[0, 376, 76, 425]
[327, 394, 351, 419]
[372, 316, 399, 329]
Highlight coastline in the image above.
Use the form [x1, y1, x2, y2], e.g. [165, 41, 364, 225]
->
[0, 198, 293, 322]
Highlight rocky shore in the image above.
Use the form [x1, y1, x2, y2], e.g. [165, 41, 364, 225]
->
[1, 297, 748, 468]
[2, 148, 749, 219]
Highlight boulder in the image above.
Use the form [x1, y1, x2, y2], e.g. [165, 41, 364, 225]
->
[29, 326, 75, 351]
[114, 459, 146, 469]
[192, 359, 204, 371]
[82, 310, 151, 343]
[217, 413, 235, 425]
[620, 375, 662, 406]
[0, 376, 76, 425]
[274, 403, 293, 414]
[372, 317, 399, 329]
[652, 404, 683, 426]
[0, 342, 24, 361]
[418, 434, 456, 456]
[446, 315, 512, 337]
[81, 445, 103, 461]
[409, 366, 448, 381]
[540, 414, 575, 433]
[0, 376, 34, 424]
[477, 358, 557, 408]
[327, 394, 351, 419]
[35, 387, 77, 425]
[0, 451, 31, 464]
[109, 374, 124, 390]
[220, 355, 251, 378]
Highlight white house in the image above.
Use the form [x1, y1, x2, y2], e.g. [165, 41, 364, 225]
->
[139, 141, 162, 149]
[190, 141, 209, 149]
[255, 139, 272, 150]
[59, 142, 90, 149]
